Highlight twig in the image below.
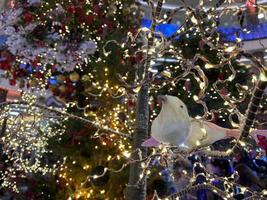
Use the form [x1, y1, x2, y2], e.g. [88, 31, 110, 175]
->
[0, 101, 131, 139]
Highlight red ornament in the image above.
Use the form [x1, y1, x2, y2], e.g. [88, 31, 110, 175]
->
[78, 14, 85, 23]
[34, 72, 43, 79]
[9, 79, 16, 86]
[31, 59, 40, 67]
[67, 4, 76, 14]
[86, 14, 94, 24]
[23, 12, 34, 23]
[75, 6, 84, 14]
[0, 60, 11, 70]
[66, 84, 75, 95]
[12, 70, 18, 79]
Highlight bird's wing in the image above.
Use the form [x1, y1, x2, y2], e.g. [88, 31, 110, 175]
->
[185, 120, 230, 149]
[205, 122, 240, 138]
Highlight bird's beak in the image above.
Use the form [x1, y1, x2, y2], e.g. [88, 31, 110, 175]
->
[157, 95, 167, 106]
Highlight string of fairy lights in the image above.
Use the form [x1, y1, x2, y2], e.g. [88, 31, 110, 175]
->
[1, 0, 267, 199]
[0, 93, 64, 192]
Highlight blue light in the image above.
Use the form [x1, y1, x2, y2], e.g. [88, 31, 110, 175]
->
[141, 18, 267, 42]
[0, 35, 7, 47]
[141, 19, 179, 38]
[19, 63, 33, 73]
[48, 76, 58, 85]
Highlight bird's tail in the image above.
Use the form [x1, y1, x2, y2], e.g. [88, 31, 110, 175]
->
[225, 129, 240, 139]
[225, 129, 267, 141]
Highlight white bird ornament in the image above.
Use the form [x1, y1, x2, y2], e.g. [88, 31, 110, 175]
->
[142, 95, 267, 150]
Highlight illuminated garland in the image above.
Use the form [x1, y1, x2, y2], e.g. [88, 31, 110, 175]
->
[0, 100, 130, 138]
[1, 0, 267, 199]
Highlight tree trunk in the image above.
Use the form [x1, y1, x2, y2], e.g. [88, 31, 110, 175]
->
[0, 89, 7, 136]
[0, 89, 7, 103]
[237, 0, 266, 141]
[124, 0, 164, 199]
[124, 83, 150, 200]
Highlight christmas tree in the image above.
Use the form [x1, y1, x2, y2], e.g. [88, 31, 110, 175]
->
[0, 0, 267, 199]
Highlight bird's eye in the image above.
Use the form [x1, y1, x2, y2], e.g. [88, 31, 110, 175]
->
[180, 105, 183, 108]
